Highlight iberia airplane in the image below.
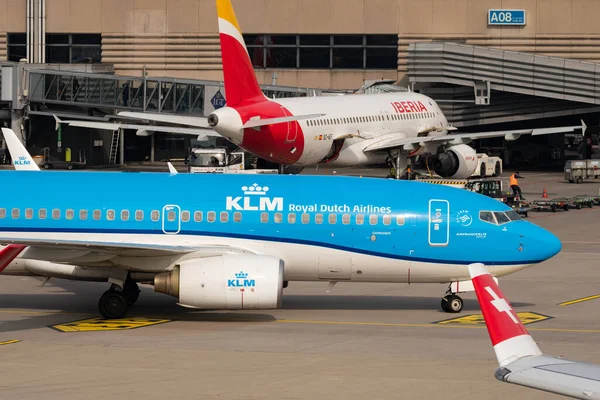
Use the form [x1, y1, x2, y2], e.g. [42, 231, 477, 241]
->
[121, 0, 583, 178]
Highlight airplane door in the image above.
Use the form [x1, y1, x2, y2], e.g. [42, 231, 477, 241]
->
[162, 205, 181, 235]
[281, 106, 297, 142]
[428, 200, 449, 246]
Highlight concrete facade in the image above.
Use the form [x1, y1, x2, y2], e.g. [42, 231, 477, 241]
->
[1, 0, 600, 89]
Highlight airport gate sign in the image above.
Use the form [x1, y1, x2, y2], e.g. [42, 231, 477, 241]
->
[488, 10, 526, 26]
[211, 90, 226, 109]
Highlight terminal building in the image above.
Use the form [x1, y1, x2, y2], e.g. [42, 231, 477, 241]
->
[0, 0, 598, 167]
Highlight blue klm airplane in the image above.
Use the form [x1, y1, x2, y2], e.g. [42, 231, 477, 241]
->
[0, 128, 560, 319]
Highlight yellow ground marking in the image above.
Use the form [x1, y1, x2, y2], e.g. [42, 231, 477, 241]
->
[435, 312, 551, 326]
[0, 339, 21, 345]
[51, 317, 171, 332]
[559, 294, 600, 306]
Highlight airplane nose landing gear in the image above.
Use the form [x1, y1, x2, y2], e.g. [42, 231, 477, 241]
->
[441, 293, 464, 313]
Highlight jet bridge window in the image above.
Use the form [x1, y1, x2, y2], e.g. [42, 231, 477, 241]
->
[181, 211, 190, 222]
[194, 211, 202, 222]
[11, 208, 20, 219]
[66, 209, 74, 220]
[80, 210, 88, 220]
[25, 208, 33, 219]
[207, 211, 216, 223]
[39, 209, 47, 220]
[0, 208, 6, 219]
[52, 209, 60, 220]
[121, 210, 130, 221]
[151, 210, 159, 221]
[107, 210, 115, 221]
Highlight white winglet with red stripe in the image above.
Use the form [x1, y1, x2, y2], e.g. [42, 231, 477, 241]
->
[0, 245, 27, 273]
[468, 263, 542, 366]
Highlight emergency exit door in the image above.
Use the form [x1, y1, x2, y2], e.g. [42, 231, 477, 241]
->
[162, 205, 181, 234]
[281, 106, 297, 142]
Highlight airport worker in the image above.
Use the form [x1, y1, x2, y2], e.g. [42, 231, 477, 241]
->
[510, 171, 525, 200]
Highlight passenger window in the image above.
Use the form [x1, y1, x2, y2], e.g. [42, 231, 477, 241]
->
[220, 211, 229, 223]
[505, 211, 521, 221]
[151, 210, 159, 221]
[383, 215, 391, 225]
[234, 212, 242, 222]
[66, 209, 74, 220]
[52, 209, 60, 220]
[194, 211, 203, 222]
[479, 211, 494, 224]
[0, 208, 5, 219]
[11, 208, 20, 219]
[80, 210, 88, 220]
[260, 212, 269, 223]
[370, 214, 378, 225]
[328, 214, 337, 224]
[274, 212, 282, 223]
[207, 211, 216, 223]
[342, 213, 350, 225]
[315, 213, 323, 224]
[301, 213, 310, 224]
[288, 213, 296, 224]
[494, 212, 510, 225]
[181, 210, 190, 222]
[135, 210, 144, 221]
[107, 210, 115, 221]
[93, 209, 101, 220]
[39, 209, 47, 220]
[396, 215, 405, 226]
[356, 214, 364, 225]
[25, 208, 33, 219]
[168, 211, 176, 222]
[121, 210, 130, 221]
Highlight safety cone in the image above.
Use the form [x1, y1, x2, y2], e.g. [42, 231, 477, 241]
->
[542, 186, 548, 198]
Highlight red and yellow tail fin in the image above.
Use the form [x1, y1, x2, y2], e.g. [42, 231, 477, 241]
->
[216, 0, 265, 106]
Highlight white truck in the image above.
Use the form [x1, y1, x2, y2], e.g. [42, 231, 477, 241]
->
[187, 147, 279, 174]
[470, 153, 503, 178]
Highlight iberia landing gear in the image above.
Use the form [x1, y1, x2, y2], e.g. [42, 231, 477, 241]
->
[98, 273, 141, 319]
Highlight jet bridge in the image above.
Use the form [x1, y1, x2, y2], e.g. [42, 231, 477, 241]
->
[407, 42, 600, 127]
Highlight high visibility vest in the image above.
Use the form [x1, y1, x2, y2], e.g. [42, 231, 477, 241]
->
[510, 174, 519, 186]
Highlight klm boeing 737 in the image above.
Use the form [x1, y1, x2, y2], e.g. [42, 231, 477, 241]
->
[0, 128, 561, 319]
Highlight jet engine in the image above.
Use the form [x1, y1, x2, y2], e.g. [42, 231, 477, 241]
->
[432, 144, 478, 179]
[154, 255, 284, 309]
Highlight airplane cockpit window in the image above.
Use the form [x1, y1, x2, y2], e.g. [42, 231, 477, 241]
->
[505, 211, 521, 221]
[494, 212, 510, 225]
[479, 211, 494, 224]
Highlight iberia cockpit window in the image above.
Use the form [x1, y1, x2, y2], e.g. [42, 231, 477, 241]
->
[479, 210, 521, 225]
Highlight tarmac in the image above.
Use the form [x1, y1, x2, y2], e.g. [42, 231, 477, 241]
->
[1, 170, 599, 399]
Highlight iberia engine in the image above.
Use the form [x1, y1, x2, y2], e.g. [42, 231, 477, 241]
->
[433, 144, 478, 179]
[154, 255, 284, 309]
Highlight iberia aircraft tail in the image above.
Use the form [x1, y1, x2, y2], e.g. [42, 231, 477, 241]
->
[217, 0, 266, 107]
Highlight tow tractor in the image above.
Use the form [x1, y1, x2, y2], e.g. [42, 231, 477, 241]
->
[186, 147, 279, 174]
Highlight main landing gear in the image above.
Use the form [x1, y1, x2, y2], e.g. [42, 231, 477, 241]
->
[98, 280, 140, 319]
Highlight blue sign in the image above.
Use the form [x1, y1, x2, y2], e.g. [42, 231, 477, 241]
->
[211, 90, 226, 109]
[488, 9, 526, 26]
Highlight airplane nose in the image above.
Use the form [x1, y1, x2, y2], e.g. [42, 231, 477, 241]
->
[524, 224, 562, 262]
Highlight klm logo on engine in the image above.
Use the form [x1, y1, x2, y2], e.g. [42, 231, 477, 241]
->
[227, 271, 256, 287]
[14, 156, 31, 166]
[226, 183, 283, 211]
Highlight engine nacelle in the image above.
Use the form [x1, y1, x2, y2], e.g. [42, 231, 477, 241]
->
[432, 144, 478, 178]
[154, 255, 284, 310]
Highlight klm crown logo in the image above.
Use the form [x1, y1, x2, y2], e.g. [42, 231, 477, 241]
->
[226, 182, 283, 212]
[228, 270, 256, 288]
[14, 156, 31, 166]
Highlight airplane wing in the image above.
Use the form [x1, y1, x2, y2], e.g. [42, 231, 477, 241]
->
[1, 128, 40, 171]
[0, 245, 27, 273]
[118, 112, 211, 128]
[469, 263, 600, 400]
[363, 121, 586, 152]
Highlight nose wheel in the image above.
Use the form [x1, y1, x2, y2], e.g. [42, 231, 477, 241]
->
[441, 294, 464, 313]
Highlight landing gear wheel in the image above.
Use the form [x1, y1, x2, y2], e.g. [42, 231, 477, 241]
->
[443, 294, 463, 313]
[441, 297, 450, 312]
[99, 290, 129, 319]
[123, 280, 140, 305]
